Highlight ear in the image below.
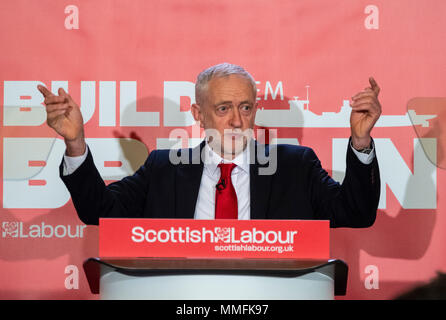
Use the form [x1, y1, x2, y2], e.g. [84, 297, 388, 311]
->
[191, 103, 205, 128]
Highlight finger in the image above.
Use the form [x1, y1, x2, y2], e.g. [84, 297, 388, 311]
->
[47, 109, 69, 122]
[351, 101, 380, 112]
[350, 105, 377, 114]
[351, 98, 379, 109]
[352, 90, 376, 101]
[369, 77, 380, 95]
[66, 93, 76, 105]
[58, 87, 76, 104]
[351, 96, 376, 107]
[351, 102, 374, 110]
[44, 96, 67, 105]
[58, 87, 69, 97]
[46, 103, 70, 113]
[37, 85, 54, 98]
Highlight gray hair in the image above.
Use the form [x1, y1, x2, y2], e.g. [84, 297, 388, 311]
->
[195, 63, 257, 105]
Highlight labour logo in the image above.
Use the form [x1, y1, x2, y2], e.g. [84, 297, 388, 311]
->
[2, 222, 19, 238]
[214, 227, 231, 243]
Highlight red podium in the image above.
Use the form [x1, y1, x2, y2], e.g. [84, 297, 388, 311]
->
[83, 218, 348, 299]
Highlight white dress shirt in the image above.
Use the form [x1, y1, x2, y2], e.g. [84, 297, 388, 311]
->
[193, 142, 251, 220]
[62, 141, 375, 220]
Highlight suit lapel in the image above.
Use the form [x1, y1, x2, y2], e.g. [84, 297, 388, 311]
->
[175, 141, 205, 219]
[250, 142, 273, 220]
[173, 139, 273, 220]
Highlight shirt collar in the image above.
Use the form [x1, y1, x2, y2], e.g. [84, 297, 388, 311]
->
[203, 141, 251, 175]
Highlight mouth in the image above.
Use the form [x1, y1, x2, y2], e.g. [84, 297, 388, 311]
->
[224, 131, 245, 139]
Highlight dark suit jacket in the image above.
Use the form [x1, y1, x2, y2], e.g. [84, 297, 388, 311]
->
[60, 139, 380, 228]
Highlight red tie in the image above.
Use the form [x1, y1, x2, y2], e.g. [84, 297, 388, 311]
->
[215, 163, 238, 219]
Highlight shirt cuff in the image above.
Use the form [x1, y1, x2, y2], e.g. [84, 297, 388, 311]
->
[350, 141, 375, 165]
[62, 145, 89, 176]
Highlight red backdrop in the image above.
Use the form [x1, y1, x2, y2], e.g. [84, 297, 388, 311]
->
[1, 0, 445, 299]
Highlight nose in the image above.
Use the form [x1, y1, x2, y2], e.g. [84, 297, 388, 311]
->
[230, 107, 242, 128]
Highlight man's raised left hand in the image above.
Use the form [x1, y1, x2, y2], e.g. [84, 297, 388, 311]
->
[350, 77, 382, 150]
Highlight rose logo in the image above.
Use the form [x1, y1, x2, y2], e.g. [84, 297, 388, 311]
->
[214, 227, 231, 243]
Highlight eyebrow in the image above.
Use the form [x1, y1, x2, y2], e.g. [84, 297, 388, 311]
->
[214, 100, 253, 107]
[214, 100, 233, 107]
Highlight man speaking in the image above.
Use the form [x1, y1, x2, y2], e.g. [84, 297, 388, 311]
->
[37, 63, 381, 227]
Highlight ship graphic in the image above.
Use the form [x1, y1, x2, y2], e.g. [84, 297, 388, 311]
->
[255, 87, 437, 128]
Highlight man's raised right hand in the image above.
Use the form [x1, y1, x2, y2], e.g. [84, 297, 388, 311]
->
[37, 85, 86, 156]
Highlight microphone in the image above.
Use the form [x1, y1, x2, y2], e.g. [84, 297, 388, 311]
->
[216, 178, 226, 191]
